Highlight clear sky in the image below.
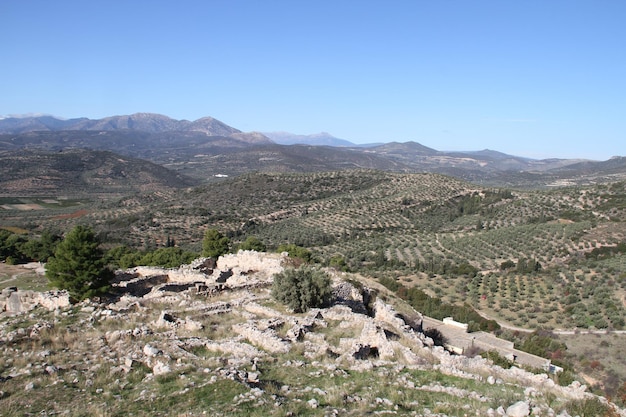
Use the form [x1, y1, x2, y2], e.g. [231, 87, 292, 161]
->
[2, 1, 624, 160]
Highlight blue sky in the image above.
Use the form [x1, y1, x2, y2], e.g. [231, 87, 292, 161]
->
[2, 1, 624, 160]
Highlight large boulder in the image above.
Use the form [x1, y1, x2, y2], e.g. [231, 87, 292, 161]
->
[506, 401, 530, 417]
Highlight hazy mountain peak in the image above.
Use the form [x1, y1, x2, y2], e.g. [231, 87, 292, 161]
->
[0, 113, 243, 136]
[264, 131, 354, 147]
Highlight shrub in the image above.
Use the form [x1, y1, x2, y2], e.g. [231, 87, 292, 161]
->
[140, 247, 197, 268]
[238, 236, 266, 252]
[423, 328, 447, 347]
[271, 266, 332, 312]
[500, 260, 516, 271]
[277, 244, 312, 262]
[481, 350, 514, 369]
[564, 397, 618, 417]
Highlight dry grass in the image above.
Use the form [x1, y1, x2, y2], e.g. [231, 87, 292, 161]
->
[560, 333, 626, 395]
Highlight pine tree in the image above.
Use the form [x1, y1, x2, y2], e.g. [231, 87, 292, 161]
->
[46, 225, 113, 301]
[202, 229, 230, 258]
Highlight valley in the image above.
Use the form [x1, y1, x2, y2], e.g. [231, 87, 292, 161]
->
[1, 114, 626, 414]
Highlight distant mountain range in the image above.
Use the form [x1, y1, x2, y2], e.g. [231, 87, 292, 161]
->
[264, 131, 363, 147]
[1, 113, 624, 188]
[0, 113, 271, 144]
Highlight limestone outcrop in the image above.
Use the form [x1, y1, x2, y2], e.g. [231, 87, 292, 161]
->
[118, 250, 288, 297]
[0, 287, 70, 314]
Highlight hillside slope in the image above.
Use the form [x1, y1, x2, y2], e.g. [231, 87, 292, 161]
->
[0, 149, 197, 196]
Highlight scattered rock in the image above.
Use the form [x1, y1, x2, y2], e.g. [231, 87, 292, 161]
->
[1, 252, 624, 416]
[375, 397, 393, 406]
[143, 344, 161, 357]
[233, 322, 290, 354]
[506, 401, 530, 417]
[45, 365, 58, 375]
[153, 361, 171, 376]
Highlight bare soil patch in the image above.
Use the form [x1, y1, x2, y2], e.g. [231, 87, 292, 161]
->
[0, 262, 48, 291]
[52, 208, 90, 219]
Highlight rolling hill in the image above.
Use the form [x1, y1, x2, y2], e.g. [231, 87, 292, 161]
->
[0, 148, 197, 196]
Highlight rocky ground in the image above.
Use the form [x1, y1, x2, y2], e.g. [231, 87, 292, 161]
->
[1, 251, 624, 416]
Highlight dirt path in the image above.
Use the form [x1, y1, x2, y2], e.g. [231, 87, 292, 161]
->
[475, 310, 534, 333]
[0, 273, 21, 286]
[0, 262, 45, 290]
[0, 263, 27, 286]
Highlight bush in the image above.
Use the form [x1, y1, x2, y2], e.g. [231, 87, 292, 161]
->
[564, 397, 618, 417]
[277, 244, 312, 262]
[481, 350, 514, 368]
[238, 236, 266, 252]
[423, 328, 447, 347]
[140, 247, 197, 268]
[271, 266, 332, 312]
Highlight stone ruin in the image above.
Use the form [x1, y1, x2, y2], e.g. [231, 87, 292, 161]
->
[1, 250, 285, 315]
[0, 287, 70, 315]
[116, 250, 288, 298]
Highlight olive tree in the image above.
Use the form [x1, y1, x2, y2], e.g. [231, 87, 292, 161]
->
[271, 266, 332, 312]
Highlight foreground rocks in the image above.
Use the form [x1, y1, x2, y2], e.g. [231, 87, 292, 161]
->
[0, 251, 624, 416]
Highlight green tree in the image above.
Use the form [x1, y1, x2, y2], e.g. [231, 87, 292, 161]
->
[202, 229, 230, 258]
[423, 328, 447, 347]
[238, 236, 266, 252]
[0, 230, 28, 263]
[106, 245, 139, 269]
[329, 255, 348, 271]
[271, 266, 332, 312]
[46, 225, 113, 301]
[277, 244, 312, 262]
[140, 247, 197, 268]
[20, 230, 62, 262]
